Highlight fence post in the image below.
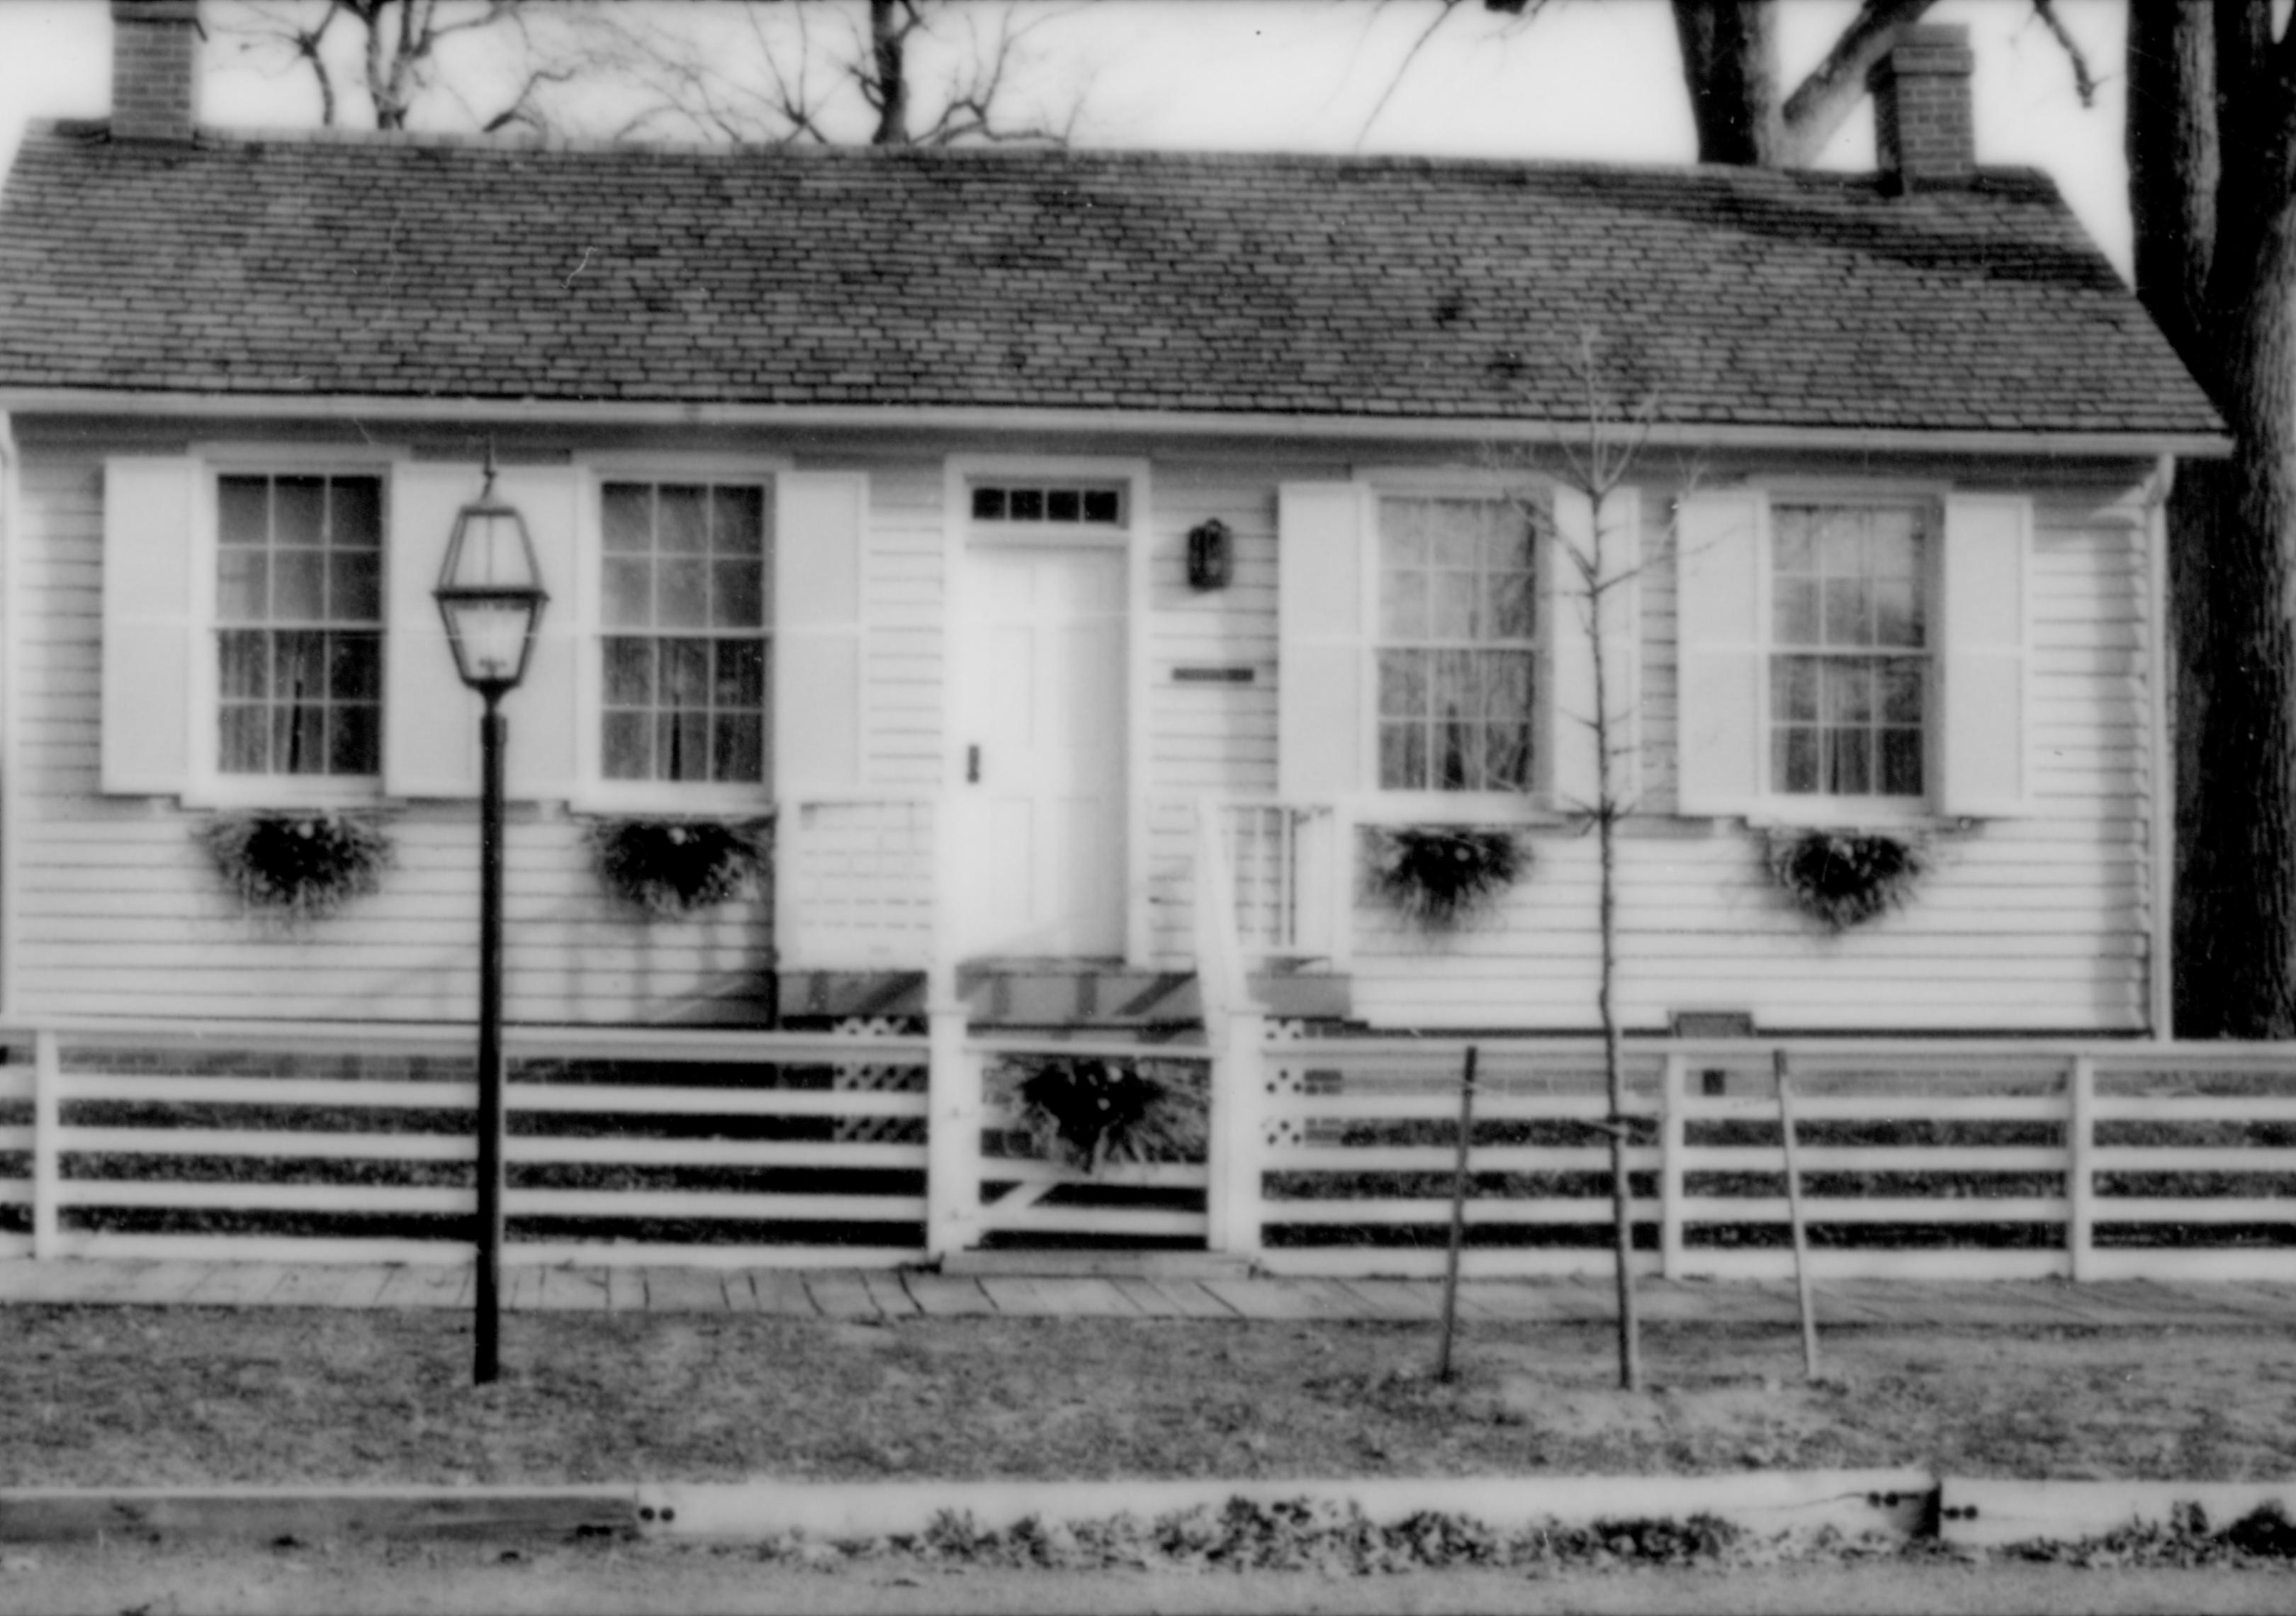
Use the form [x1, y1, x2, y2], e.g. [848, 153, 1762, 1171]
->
[1327, 798, 1357, 976]
[773, 803, 806, 970]
[30, 1030, 59, 1259]
[1658, 1053, 1687, 1280]
[923, 1004, 979, 1260]
[1208, 1008, 1268, 1260]
[923, 792, 978, 1261]
[2067, 1054, 2096, 1283]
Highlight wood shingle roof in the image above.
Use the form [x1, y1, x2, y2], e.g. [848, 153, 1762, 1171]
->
[0, 120, 2223, 437]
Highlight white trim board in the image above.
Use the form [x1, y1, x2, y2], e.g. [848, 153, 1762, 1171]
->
[0, 391, 2232, 459]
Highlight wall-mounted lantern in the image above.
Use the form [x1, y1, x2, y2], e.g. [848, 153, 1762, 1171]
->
[1186, 518, 1233, 591]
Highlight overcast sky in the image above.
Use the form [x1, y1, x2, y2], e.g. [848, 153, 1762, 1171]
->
[0, 1, 2132, 272]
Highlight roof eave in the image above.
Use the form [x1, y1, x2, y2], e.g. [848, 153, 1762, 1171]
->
[0, 388, 2234, 460]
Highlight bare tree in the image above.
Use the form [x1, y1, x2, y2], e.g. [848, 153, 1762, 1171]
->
[215, 0, 567, 131]
[571, 0, 1076, 147]
[1487, 331, 1672, 1391]
[212, 0, 1077, 145]
[1554, 336, 1671, 1393]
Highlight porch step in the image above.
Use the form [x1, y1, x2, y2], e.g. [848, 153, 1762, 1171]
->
[938, 1250, 1256, 1281]
[778, 966, 1351, 1028]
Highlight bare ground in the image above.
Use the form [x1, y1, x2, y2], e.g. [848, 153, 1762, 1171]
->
[10, 1306, 2296, 1487]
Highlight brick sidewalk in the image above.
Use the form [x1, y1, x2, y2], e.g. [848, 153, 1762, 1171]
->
[5, 1258, 2292, 1330]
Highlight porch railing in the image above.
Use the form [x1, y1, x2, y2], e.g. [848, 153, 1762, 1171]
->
[1178, 796, 1346, 971]
[773, 793, 941, 970]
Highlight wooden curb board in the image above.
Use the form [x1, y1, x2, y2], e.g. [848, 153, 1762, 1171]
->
[1939, 1478, 2296, 1547]
[0, 1486, 634, 1543]
[638, 1469, 1937, 1542]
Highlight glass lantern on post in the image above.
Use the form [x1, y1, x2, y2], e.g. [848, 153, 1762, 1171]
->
[433, 454, 547, 1387]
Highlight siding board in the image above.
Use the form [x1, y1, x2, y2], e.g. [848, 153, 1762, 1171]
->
[13, 443, 2158, 1033]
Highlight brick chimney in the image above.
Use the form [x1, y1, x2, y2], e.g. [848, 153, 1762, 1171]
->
[111, 0, 202, 143]
[1868, 24, 1974, 193]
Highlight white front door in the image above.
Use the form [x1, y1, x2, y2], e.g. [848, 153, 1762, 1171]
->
[957, 542, 1127, 958]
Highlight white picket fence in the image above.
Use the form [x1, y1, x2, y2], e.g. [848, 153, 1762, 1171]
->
[1236, 1033, 2296, 1281]
[2, 1015, 2292, 1279]
[0, 1019, 932, 1269]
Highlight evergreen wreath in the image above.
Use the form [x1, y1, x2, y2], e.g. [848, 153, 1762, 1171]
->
[589, 818, 768, 919]
[1008, 1057, 1208, 1176]
[201, 812, 395, 924]
[1368, 826, 1529, 929]
[1765, 828, 1930, 933]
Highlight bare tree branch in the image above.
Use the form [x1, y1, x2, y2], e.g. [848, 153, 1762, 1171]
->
[1773, 0, 1936, 167]
[1358, 0, 1551, 146]
[213, 0, 351, 125]
[2028, 0, 2099, 107]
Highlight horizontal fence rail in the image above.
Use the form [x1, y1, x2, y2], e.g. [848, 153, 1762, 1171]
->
[0, 1020, 932, 1269]
[1, 1018, 2292, 1281]
[1244, 1036, 2296, 1281]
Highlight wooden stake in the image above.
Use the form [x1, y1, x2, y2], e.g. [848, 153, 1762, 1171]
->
[1436, 1043, 1478, 1383]
[1775, 1049, 1820, 1381]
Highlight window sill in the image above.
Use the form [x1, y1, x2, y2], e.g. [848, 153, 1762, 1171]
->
[1356, 792, 1567, 827]
[570, 783, 777, 819]
[182, 778, 387, 813]
[1740, 797, 1957, 832]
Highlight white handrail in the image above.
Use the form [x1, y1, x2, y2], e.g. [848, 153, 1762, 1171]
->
[1166, 797, 1341, 965]
[1193, 796, 1248, 1034]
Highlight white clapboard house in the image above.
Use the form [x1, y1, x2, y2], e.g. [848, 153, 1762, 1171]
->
[0, 7, 2252, 1276]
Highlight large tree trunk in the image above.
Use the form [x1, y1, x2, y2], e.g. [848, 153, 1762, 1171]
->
[2125, 0, 2217, 368]
[2130, 1, 2296, 1037]
[1671, 1, 1780, 164]
[1668, 0, 1934, 166]
[2173, 211, 2296, 1036]
[870, 0, 911, 145]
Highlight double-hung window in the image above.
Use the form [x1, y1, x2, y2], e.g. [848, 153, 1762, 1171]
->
[1678, 486, 2025, 822]
[215, 473, 383, 778]
[1768, 503, 1928, 799]
[1375, 495, 1539, 792]
[600, 481, 770, 786]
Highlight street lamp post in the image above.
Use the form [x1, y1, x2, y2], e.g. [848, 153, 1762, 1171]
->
[433, 454, 547, 1387]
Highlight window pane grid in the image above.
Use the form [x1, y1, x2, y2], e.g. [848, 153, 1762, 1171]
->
[1376, 496, 1538, 792]
[1769, 503, 1928, 798]
[969, 483, 1124, 524]
[600, 481, 769, 785]
[215, 473, 382, 777]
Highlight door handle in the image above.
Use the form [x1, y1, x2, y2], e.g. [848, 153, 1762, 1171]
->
[967, 744, 981, 784]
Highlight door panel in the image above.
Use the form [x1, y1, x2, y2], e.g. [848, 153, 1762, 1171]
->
[959, 544, 1126, 958]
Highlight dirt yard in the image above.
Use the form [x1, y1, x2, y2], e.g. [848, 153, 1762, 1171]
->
[10, 1306, 2296, 1487]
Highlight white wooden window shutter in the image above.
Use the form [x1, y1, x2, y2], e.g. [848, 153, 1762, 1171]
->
[1277, 482, 1375, 798]
[775, 472, 868, 797]
[382, 462, 483, 799]
[1674, 488, 1767, 817]
[1938, 493, 2032, 817]
[100, 456, 201, 796]
[490, 466, 580, 801]
[1547, 484, 1641, 810]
